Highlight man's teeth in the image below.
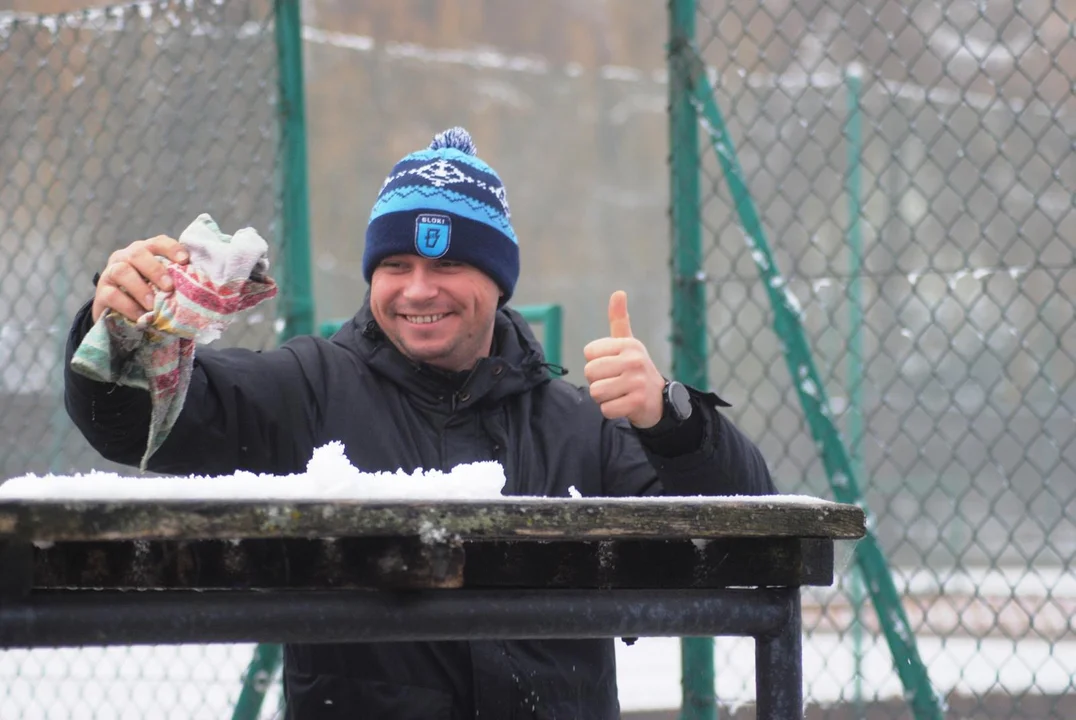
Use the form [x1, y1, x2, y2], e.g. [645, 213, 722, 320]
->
[407, 313, 446, 324]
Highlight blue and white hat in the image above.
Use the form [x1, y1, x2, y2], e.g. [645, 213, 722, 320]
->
[362, 127, 519, 304]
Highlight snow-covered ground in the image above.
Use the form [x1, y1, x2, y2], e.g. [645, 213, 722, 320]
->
[617, 632, 1076, 712]
[2, 627, 1074, 718]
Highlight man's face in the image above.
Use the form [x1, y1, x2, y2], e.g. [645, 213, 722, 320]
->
[370, 254, 501, 372]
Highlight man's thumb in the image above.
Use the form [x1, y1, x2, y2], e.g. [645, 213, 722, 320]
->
[608, 290, 633, 339]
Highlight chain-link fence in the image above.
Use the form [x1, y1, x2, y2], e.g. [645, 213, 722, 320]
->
[1, 1, 293, 717]
[674, 0, 1076, 716]
[4, 0, 1075, 718]
[0, 0, 290, 481]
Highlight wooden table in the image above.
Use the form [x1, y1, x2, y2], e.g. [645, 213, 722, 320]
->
[0, 495, 865, 719]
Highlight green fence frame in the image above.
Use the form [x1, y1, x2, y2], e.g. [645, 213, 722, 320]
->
[230, 1, 313, 718]
[667, 2, 715, 718]
[667, 1, 944, 717]
[315, 303, 563, 367]
[273, 0, 314, 342]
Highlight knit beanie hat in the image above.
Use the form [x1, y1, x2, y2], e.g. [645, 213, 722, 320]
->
[362, 127, 519, 304]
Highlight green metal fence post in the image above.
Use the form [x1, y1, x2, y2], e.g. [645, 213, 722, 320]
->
[274, 0, 314, 342]
[682, 45, 945, 720]
[668, 1, 715, 719]
[516, 304, 563, 367]
[668, 6, 706, 389]
[233, 2, 314, 718]
[49, 258, 69, 473]
[232, 643, 283, 720]
[845, 67, 866, 716]
[543, 305, 562, 368]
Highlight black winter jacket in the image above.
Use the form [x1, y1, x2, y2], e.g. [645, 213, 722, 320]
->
[64, 299, 775, 719]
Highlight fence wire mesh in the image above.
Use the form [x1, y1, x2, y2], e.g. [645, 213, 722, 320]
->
[683, 0, 1075, 716]
[1, 1, 284, 717]
[0, 0, 281, 477]
[3, 0, 1075, 718]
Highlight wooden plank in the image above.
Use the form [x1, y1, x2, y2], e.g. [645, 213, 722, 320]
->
[0, 496, 865, 543]
[26, 537, 836, 589]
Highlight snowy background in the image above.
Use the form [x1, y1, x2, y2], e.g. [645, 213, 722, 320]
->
[0, 0, 1074, 717]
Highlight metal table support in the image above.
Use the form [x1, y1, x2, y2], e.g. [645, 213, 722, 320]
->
[0, 495, 863, 719]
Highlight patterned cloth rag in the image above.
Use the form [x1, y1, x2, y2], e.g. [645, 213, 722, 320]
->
[71, 214, 278, 470]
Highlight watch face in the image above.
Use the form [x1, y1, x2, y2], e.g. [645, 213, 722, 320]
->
[668, 381, 692, 420]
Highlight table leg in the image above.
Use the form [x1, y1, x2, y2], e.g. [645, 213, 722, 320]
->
[0, 540, 32, 602]
[755, 588, 802, 720]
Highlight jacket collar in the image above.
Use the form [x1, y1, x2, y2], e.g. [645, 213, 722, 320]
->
[334, 298, 558, 410]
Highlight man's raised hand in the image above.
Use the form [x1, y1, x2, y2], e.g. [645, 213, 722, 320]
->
[92, 236, 189, 323]
[583, 291, 666, 429]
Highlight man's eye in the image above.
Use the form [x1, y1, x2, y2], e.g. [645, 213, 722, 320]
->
[436, 260, 463, 269]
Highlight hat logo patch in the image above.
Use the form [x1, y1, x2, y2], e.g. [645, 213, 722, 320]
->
[415, 213, 451, 258]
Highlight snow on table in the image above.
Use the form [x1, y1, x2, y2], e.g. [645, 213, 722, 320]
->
[0, 441, 842, 509]
[0, 442, 507, 501]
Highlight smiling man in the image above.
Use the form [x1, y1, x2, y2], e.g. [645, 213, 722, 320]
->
[369, 253, 500, 372]
[65, 127, 775, 719]
[362, 127, 518, 375]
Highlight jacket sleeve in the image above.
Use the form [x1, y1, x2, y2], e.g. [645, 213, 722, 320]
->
[599, 388, 776, 498]
[64, 301, 324, 476]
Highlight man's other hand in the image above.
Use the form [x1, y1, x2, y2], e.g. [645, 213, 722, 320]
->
[583, 291, 666, 429]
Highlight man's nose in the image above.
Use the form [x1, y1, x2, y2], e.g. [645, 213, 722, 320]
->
[402, 266, 437, 301]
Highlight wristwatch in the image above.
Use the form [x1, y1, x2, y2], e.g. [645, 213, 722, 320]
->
[663, 380, 693, 422]
[639, 380, 692, 435]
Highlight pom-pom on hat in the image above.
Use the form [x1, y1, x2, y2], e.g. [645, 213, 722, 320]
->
[363, 127, 519, 304]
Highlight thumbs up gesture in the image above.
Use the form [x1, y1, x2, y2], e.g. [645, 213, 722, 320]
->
[583, 291, 667, 429]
